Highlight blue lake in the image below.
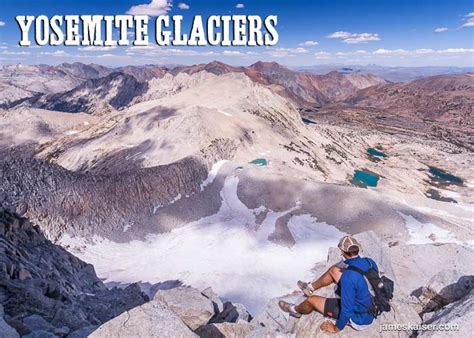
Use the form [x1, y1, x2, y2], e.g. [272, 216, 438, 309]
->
[428, 166, 463, 186]
[351, 170, 380, 188]
[367, 148, 387, 158]
[249, 158, 268, 166]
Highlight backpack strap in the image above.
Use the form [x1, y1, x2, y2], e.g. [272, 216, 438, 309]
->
[346, 265, 366, 275]
[365, 258, 373, 269]
[347, 259, 373, 275]
[346, 261, 378, 317]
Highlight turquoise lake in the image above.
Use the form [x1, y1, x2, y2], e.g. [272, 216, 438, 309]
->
[249, 159, 268, 166]
[351, 170, 380, 187]
[367, 147, 387, 158]
[428, 166, 463, 186]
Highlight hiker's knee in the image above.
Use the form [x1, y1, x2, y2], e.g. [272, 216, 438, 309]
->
[308, 295, 326, 312]
[329, 265, 342, 281]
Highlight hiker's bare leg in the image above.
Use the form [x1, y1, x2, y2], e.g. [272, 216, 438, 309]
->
[295, 295, 326, 314]
[311, 265, 342, 290]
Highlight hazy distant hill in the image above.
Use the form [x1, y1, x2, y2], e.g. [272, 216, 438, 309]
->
[294, 64, 474, 82]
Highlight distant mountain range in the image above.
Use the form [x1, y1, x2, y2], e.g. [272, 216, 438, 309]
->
[1, 61, 386, 110]
[294, 64, 474, 82]
[2, 61, 472, 141]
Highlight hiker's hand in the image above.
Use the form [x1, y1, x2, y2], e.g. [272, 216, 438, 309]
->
[320, 320, 339, 333]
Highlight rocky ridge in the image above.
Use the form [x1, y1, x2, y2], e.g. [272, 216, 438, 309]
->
[23, 72, 148, 114]
[0, 206, 148, 337]
[346, 73, 474, 122]
[3, 61, 386, 113]
[0, 147, 214, 241]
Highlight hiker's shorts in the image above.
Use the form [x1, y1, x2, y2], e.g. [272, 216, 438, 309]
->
[323, 298, 341, 319]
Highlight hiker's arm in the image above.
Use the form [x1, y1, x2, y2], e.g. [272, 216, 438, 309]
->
[335, 273, 356, 331]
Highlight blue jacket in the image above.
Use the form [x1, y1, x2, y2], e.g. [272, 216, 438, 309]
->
[335, 256, 378, 330]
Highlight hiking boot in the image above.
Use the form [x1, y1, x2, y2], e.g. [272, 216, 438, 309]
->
[278, 300, 302, 318]
[297, 280, 314, 297]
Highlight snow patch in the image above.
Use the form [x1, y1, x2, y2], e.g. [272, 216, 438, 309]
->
[152, 204, 162, 214]
[62, 175, 345, 314]
[123, 222, 134, 233]
[219, 110, 233, 117]
[200, 160, 228, 191]
[169, 194, 182, 205]
[440, 189, 461, 199]
[399, 212, 460, 245]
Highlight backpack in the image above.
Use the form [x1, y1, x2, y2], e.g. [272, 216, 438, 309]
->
[347, 258, 394, 318]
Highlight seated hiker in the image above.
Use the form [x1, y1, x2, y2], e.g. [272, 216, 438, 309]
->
[279, 235, 381, 333]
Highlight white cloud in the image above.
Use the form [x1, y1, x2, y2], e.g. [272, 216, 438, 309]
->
[436, 48, 474, 54]
[372, 48, 474, 56]
[434, 27, 448, 33]
[312, 48, 474, 61]
[264, 47, 309, 58]
[126, 45, 155, 51]
[414, 48, 435, 54]
[373, 48, 409, 55]
[97, 54, 121, 58]
[462, 18, 474, 27]
[0, 21, 5, 27]
[126, 45, 220, 57]
[462, 12, 474, 27]
[292, 47, 310, 54]
[222, 50, 258, 57]
[343, 33, 380, 44]
[78, 46, 117, 52]
[126, 0, 171, 16]
[327, 31, 380, 44]
[333, 50, 369, 57]
[314, 51, 331, 59]
[327, 31, 352, 39]
[223, 50, 245, 56]
[299, 40, 319, 46]
[1, 50, 30, 55]
[178, 2, 190, 10]
[309, 47, 474, 66]
[39, 50, 68, 57]
[235, 3, 245, 9]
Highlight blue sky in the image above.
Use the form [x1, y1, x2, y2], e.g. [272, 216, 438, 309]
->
[0, 0, 473, 67]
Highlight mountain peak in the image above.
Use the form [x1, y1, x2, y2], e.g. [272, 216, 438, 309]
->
[248, 61, 286, 72]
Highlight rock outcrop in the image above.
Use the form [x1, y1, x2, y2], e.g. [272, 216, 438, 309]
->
[155, 287, 215, 330]
[0, 207, 148, 337]
[0, 305, 19, 338]
[91, 285, 259, 337]
[195, 321, 256, 338]
[416, 270, 474, 314]
[89, 299, 198, 338]
[419, 290, 473, 337]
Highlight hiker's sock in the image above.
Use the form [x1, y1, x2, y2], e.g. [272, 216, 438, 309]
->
[290, 305, 298, 314]
[307, 283, 315, 291]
